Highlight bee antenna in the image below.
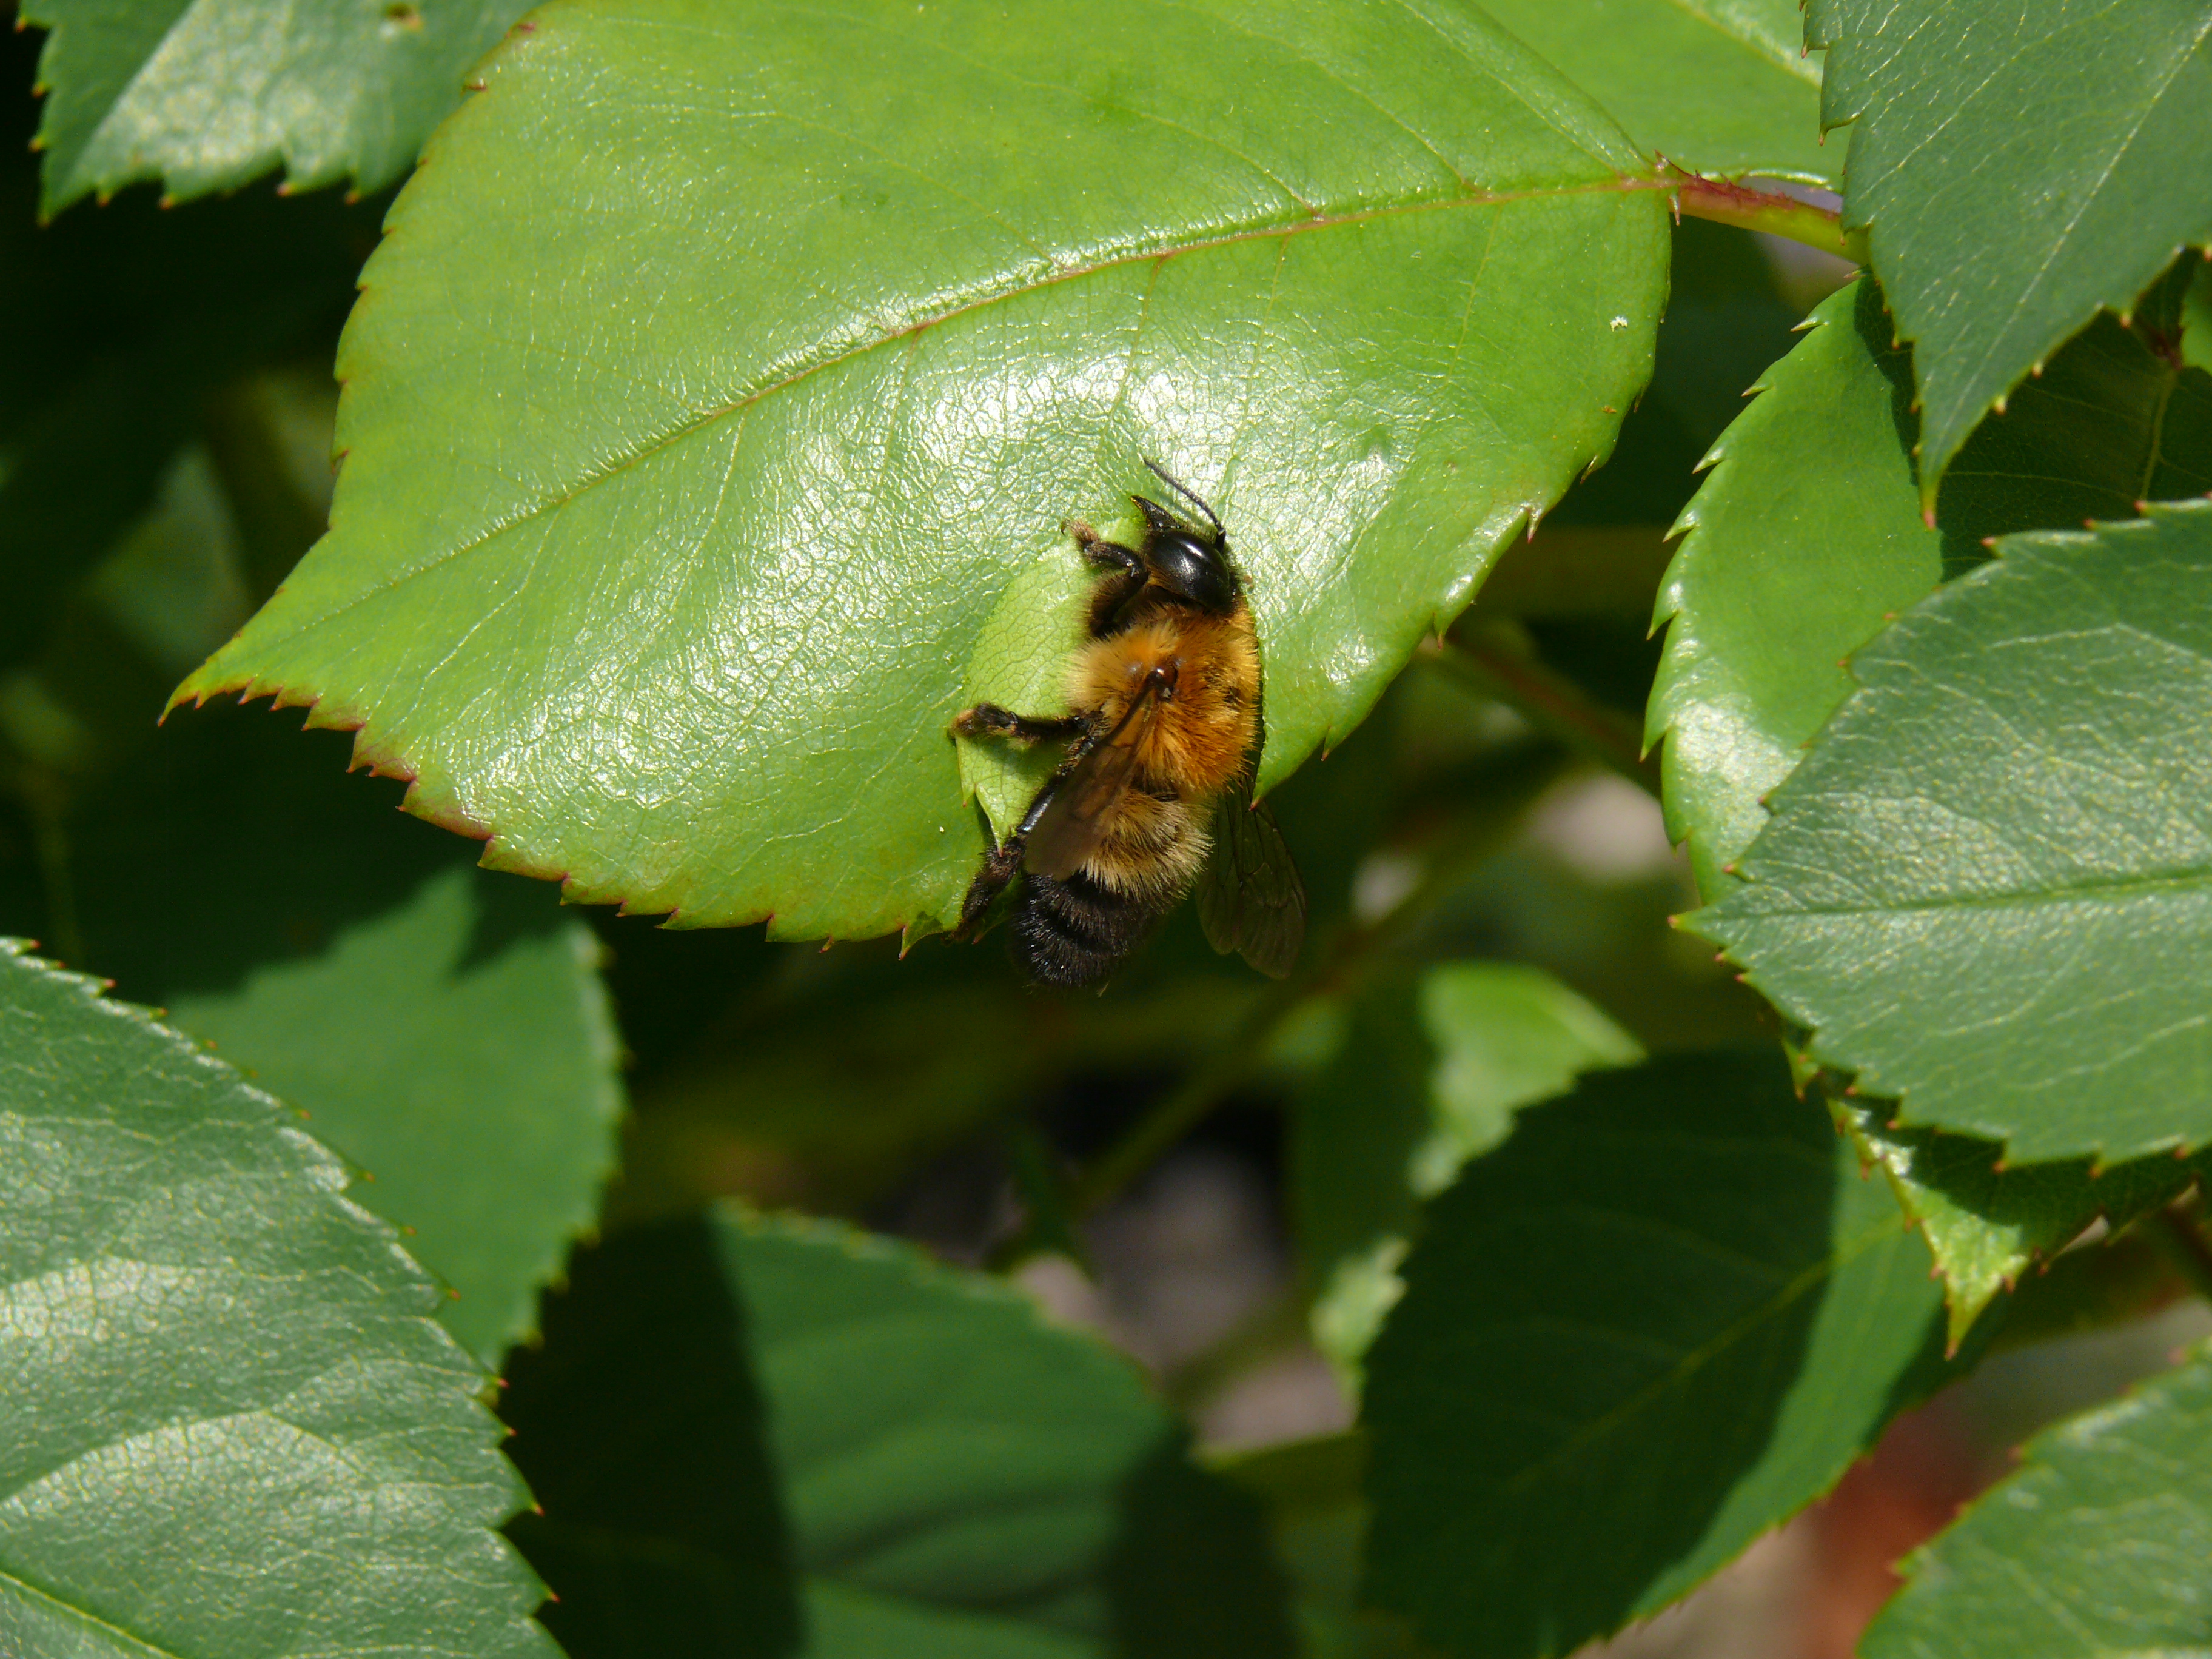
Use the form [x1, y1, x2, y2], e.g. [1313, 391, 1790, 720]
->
[1144, 458, 1225, 537]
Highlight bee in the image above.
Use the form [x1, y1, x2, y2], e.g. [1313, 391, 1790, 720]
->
[952, 462, 1306, 987]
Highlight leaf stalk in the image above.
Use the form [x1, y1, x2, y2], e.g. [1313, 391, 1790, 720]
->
[1669, 169, 1866, 265]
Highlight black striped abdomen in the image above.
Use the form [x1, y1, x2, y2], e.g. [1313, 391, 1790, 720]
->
[1011, 870, 1156, 987]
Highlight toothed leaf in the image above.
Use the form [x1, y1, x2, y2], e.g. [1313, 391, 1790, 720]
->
[1862, 1341, 2212, 1659]
[173, 0, 1667, 942]
[1696, 501, 2212, 1166]
[1808, 0, 2212, 503]
[1360, 1049, 1978, 1659]
[0, 941, 554, 1659]
[21, 0, 528, 215]
[1649, 274, 2212, 901]
[24, 709, 625, 1370]
[1835, 1101, 2210, 1350]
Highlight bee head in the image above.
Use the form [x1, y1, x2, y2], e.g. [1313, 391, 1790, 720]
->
[1134, 462, 1238, 615]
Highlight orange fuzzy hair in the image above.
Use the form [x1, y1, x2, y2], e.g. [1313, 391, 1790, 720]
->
[1062, 604, 1261, 900]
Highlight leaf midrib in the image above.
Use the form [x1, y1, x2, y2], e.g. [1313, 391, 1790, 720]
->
[1723, 860, 2212, 922]
[252, 173, 1665, 657]
[1487, 1209, 1907, 1502]
[0, 1562, 189, 1659]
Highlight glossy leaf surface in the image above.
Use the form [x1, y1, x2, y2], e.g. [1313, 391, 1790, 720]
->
[22, 0, 525, 215]
[1698, 503, 2212, 1164]
[0, 943, 552, 1658]
[175, 0, 1669, 943]
[1862, 1344, 2212, 1659]
[1647, 278, 1942, 900]
[1361, 1050, 1970, 1658]
[503, 1208, 1293, 1657]
[1809, 0, 2212, 500]
[1480, 0, 1838, 186]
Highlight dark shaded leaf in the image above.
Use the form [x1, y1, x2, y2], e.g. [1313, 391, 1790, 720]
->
[1361, 1050, 1979, 1658]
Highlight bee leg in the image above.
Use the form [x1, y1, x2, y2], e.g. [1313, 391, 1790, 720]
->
[956, 835, 1025, 939]
[1065, 520, 1149, 638]
[954, 703, 1085, 745]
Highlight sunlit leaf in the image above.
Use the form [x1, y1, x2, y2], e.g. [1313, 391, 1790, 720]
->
[1480, 0, 1839, 186]
[0, 942, 553, 1659]
[1649, 273, 2212, 900]
[22, 0, 526, 215]
[1808, 0, 2212, 501]
[174, 0, 1669, 943]
[1834, 1100, 2207, 1350]
[1862, 1342, 2212, 1659]
[1697, 501, 2212, 1165]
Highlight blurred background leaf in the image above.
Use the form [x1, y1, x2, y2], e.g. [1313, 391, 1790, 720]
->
[1293, 960, 1639, 1382]
[504, 1209, 1295, 1658]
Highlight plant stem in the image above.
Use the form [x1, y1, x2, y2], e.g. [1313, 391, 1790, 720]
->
[2150, 1203, 2212, 1304]
[1426, 629, 1663, 799]
[1670, 170, 1867, 264]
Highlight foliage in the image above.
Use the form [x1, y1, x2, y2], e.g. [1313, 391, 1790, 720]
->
[1863, 1342, 2212, 1659]
[0, 943, 552, 1657]
[1361, 1050, 1979, 1657]
[2, 2, 2209, 1657]
[503, 1209, 1293, 1658]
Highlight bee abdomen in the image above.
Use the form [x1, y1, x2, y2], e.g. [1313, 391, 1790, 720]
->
[1011, 870, 1154, 988]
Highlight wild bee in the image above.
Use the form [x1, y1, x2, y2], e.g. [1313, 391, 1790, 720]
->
[953, 462, 1306, 987]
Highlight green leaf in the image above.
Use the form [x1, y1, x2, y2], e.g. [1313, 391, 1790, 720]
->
[1649, 273, 2212, 900]
[36, 707, 625, 1369]
[502, 1208, 1295, 1658]
[1834, 1100, 2205, 1350]
[21, 0, 526, 215]
[1294, 962, 1640, 1377]
[1647, 279, 1942, 899]
[1807, 0, 2212, 502]
[1862, 1341, 2212, 1659]
[1360, 1049, 1975, 1658]
[1695, 501, 2212, 1165]
[1478, 0, 1840, 186]
[0, 942, 553, 1659]
[173, 0, 1669, 942]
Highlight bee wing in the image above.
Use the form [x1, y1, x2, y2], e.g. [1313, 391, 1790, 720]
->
[1024, 686, 1162, 882]
[1198, 774, 1307, 978]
